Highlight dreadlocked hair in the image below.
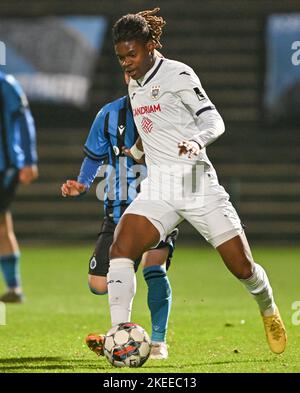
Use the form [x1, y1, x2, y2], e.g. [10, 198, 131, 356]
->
[112, 7, 166, 49]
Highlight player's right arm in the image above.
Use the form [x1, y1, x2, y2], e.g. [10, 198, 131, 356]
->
[61, 179, 86, 197]
[61, 107, 109, 197]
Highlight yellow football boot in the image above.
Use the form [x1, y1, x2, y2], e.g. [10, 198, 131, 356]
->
[262, 306, 287, 354]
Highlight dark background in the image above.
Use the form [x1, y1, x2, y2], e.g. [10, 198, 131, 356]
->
[2, 0, 300, 245]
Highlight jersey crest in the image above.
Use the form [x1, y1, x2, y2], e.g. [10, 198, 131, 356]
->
[113, 145, 120, 156]
[151, 85, 160, 100]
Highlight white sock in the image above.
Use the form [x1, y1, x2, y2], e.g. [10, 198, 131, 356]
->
[107, 258, 136, 326]
[239, 263, 276, 316]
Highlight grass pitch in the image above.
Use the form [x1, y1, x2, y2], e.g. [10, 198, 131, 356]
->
[0, 245, 299, 373]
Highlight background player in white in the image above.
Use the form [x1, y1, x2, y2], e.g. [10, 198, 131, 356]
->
[107, 8, 287, 354]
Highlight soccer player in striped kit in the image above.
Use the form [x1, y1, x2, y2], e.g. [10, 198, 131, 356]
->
[106, 8, 287, 355]
[61, 93, 177, 359]
[0, 72, 38, 303]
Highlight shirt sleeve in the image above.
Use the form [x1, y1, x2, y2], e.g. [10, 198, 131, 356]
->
[174, 67, 225, 148]
[77, 156, 103, 190]
[17, 106, 38, 165]
[83, 108, 109, 160]
[174, 67, 216, 118]
[191, 110, 225, 149]
[4, 75, 38, 166]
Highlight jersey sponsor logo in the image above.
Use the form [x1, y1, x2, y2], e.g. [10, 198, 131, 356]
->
[133, 103, 161, 117]
[118, 125, 125, 135]
[150, 85, 160, 100]
[193, 87, 206, 101]
[141, 117, 153, 133]
[113, 146, 120, 156]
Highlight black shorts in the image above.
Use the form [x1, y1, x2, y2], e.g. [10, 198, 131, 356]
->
[0, 168, 19, 214]
[88, 216, 177, 277]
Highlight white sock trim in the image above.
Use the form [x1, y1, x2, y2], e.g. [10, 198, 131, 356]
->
[240, 262, 275, 314]
[109, 258, 134, 271]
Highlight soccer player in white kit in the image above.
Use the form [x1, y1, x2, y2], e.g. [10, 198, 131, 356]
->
[107, 8, 287, 354]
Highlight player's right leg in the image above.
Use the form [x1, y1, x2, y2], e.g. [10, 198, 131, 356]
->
[108, 213, 161, 327]
[85, 217, 116, 356]
[0, 169, 23, 303]
[87, 217, 117, 295]
[108, 186, 181, 328]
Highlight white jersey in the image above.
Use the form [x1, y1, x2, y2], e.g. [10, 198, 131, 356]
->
[128, 56, 225, 177]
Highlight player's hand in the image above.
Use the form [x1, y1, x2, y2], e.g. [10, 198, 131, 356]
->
[19, 164, 39, 185]
[61, 180, 86, 197]
[178, 140, 201, 159]
[122, 146, 145, 164]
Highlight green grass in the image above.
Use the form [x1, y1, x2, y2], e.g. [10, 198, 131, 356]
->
[0, 246, 300, 373]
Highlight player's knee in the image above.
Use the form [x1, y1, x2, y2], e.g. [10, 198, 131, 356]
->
[88, 275, 108, 295]
[109, 241, 126, 259]
[235, 259, 254, 279]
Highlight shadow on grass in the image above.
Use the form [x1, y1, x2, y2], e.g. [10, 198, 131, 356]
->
[0, 356, 278, 372]
[0, 356, 186, 372]
[142, 357, 277, 370]
[0, 357, 107, 371]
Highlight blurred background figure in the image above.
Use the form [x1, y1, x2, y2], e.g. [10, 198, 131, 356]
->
[0, 72, 38, 303]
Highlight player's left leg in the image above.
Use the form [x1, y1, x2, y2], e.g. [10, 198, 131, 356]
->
[142, 248, 171, 359]
[216, 232, 287, 354]
[181, 191, 287, 354]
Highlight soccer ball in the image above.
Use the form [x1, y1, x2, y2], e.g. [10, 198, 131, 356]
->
[103, 322, 151, 368]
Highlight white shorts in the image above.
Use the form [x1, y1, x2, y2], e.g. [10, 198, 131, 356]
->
[124, 168, 243, 248]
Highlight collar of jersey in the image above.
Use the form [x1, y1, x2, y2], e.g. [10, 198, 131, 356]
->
[136, 57, 164, 87]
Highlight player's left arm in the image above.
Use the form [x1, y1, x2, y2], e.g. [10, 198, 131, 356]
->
[175, 68, 225, 158]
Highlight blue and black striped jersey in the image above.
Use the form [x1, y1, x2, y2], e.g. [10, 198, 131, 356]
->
[83, 95, 146, 224]
[0, 72, 37, 171]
